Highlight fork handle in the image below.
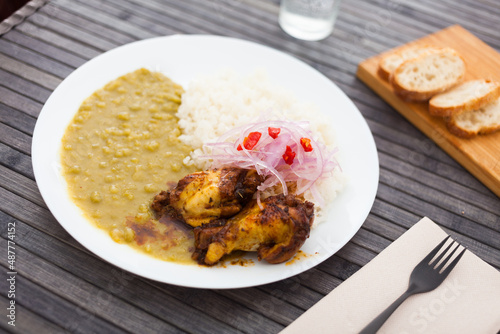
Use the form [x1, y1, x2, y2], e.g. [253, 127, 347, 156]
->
[359, 288, 416, 334]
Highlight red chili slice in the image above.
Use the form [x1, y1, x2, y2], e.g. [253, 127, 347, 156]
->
[268, 127, 281, 139]
[282, 145, 296, 165]
[300, 137, 313, 152]
[244, 132, 261, 149]
[237, 131, 262, 151]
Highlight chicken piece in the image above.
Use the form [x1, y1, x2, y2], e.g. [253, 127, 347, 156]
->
[151, 168, 262, 227]
[192, 194, 314, 265]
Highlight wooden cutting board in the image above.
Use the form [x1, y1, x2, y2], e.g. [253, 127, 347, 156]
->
[356, 25, 500, 197]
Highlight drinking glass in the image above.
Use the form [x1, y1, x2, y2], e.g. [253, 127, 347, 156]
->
[279, 0, 341, 41]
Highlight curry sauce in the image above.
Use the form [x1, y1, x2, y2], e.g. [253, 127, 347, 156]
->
[61, 68, 197, 263]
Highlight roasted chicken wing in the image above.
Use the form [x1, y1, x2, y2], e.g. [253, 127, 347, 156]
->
[152, 168, 262, 227]
[192, 194, 314, 265]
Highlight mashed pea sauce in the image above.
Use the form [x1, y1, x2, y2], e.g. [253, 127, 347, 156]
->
[61, 68, 196, 263]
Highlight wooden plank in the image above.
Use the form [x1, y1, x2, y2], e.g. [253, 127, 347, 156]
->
[0, 68, 52, 104]
[40, 3, 137, 45]
[148, 284, 284, 334]
[0, 164, 45, 207]
[422, 0, 500, 28]
[402, 1, 500, 48]
[0, 102, 37, 135]
[15, 21, 101, 60]
[25, 12, 119, 52]
[373, 135, 495, 197]
[259, 281, 324, 311]
[50, 0, 157, 40]
[378, 169, 500, 244]
[346, 0, 498, 49]
[375, 183, 500, 266]
[0, 267, 128, 334]
[479, 0, 500, 10]
[339, 5, 432, 51]
[0, 121, 32, 155]
[0, 187, 65, 240]
[55, 0, 177, 37]
[369, 198, 421, 228]
[0, 52, 61, 91]
[350, 228, 392, 254]
[371, 195, 500, 257]
[357, 25, 500, 197]
[361, 213, 407, 241]
[94, 0, 198, 35]
[147, 280, 285, 334]
[335, 241, 378, 267]
[360, 110, 461, 168]
[279, 267, 342, 296]
[0, 39, 74, 79]
[318, 254, 362, 281]
[0, 142, 34, 180]
[3, 29, 86, 68]
[0, 294, 68, 334]
[378, 151, 500, 217]
[219, 288, 301, 326]
[0, 142, 35, 180]
[0, 84, 42, 118]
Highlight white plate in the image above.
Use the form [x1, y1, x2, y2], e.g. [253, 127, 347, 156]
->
[32, 35, 379, 289]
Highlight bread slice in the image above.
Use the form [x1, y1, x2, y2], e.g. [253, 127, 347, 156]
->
[446, 96, 500, 138]
[378, 45, 440, 81]
[390, 48, 466, 102]
[429, 79, 500, 117]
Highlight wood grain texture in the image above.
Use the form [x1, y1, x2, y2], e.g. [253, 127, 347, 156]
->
[0, 0, 499, 333]
[357, 25, 500, 197]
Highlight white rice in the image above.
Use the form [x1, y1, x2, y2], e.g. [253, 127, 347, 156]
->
[176, 69, 345, 225]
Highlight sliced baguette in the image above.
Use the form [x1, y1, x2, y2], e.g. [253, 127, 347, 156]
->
[390, 48, 466, 102]
[446, 96, 500, 138]
[378, 45, 440, 81]
[429, 79, 500, 117]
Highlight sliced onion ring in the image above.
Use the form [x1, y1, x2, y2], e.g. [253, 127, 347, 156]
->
[200, 119, 340, 204]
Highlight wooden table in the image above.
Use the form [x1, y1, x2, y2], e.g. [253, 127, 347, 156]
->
[1, 0, 499, 333]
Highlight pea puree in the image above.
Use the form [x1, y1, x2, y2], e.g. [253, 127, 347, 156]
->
[61, 68, 197, 263]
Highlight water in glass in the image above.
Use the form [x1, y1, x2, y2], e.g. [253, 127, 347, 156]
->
[279, 0, 341, 41]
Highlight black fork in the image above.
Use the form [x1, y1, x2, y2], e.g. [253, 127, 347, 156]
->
[359, 236, 466, 334]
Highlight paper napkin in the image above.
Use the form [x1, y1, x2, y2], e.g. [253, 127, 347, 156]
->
[281, 217, 500, 333]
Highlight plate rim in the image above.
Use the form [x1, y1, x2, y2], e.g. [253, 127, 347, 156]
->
[32, 34, 379, 289]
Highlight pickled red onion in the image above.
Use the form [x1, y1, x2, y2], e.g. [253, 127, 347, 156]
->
[201, 119, 340, 205]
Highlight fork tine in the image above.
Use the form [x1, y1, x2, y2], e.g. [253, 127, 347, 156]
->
[435, 242, 460, 272]
[440, 247, 466, 277]
[429, 238, 455, 267]
[422, 236, 450, 264]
